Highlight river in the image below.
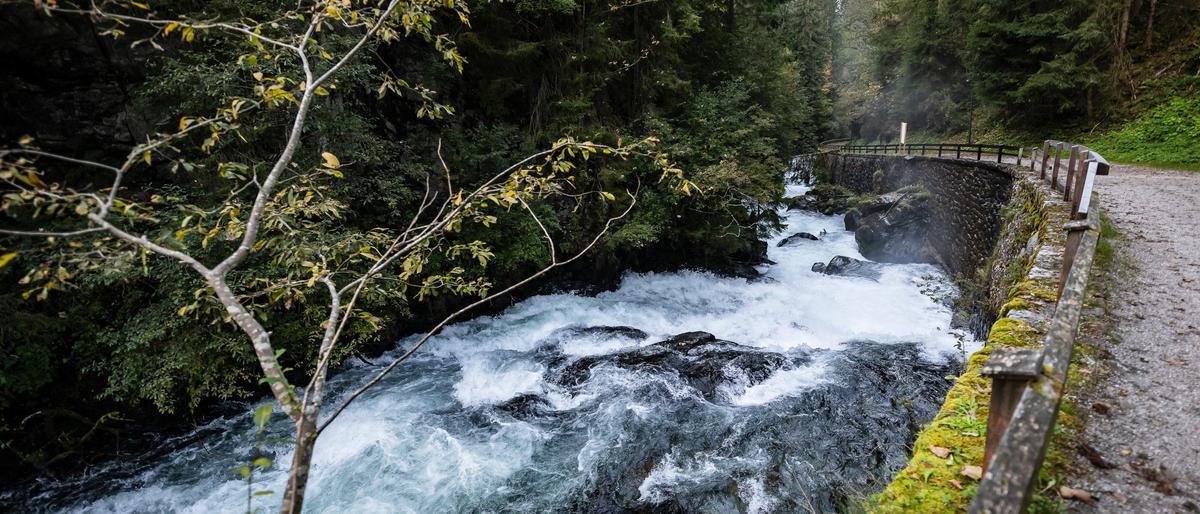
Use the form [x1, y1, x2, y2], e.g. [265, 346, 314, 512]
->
[26, 177, 978, 513]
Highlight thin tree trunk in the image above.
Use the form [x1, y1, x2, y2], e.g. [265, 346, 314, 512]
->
[280, 416, 318, 514]
[1118, 0, 1132, 50]
[1144, 0, 1157, 49]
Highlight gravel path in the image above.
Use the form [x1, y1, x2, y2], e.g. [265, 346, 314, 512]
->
[1070, 164, 1200, 512]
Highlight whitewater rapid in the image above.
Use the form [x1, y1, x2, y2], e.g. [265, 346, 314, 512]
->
[32, 182, 978, 513]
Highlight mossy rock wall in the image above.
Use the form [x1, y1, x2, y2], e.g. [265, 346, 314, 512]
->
[870, 166, 1074, 513]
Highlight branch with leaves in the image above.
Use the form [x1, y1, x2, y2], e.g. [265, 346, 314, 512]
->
[0, 1, 694, 512]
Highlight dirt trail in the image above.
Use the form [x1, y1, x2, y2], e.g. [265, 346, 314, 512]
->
[1069, 164, 1200, 512]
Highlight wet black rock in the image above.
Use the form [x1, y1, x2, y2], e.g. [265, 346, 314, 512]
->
[656, 331, 718, 351]
[732, 239, 771, 265]
[548, 331, 800, 404]
[812, 255, 883, 281]
[785, 184, 855, 215]
[495, 393, 554, 418]
[778, 232, 820, 247]
[854, 188, 935, 263]
[557, 325, 650, 341]
[784, 195, 814, 211]
[844, 210, 861, 231]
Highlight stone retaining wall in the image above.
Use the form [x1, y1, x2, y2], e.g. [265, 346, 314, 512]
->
[818, 155, 1077, 512]
[820, 154, 1015, 279]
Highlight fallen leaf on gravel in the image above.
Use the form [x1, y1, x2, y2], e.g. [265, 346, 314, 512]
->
[1079, 442, 1117, 469]
[1060, 486, 1094, 502]
[948, 479, 963, 490]
[929, 445, 951, 458]
[960, 466, 983, 480]
[1091, 401, 1112, 414]
[1166, 358, 1186, 365]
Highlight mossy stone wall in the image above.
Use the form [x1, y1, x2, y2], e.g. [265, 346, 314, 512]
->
[867, 164, 1074, 513]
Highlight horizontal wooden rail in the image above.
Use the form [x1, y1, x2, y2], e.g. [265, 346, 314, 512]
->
[836, 143, 1032, 165]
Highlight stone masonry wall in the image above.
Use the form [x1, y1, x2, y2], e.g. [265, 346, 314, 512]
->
[823, 154, 1016, 279]
[864, 162, 1076, 512]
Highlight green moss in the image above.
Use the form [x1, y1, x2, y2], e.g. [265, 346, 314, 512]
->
[986, 317, 1040, 348]
[872, 346, 992, 513]
[998, 298, 1030, 317]
[1009, 279, 1059, 303]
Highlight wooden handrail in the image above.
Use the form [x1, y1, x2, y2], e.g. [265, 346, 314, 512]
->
[970, 197, 1101, 513]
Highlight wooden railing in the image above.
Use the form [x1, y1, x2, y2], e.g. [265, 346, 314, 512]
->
[970, 141, 1108, 513]
[830, 140, 1110, 513]
[837, 142, 1031, 165]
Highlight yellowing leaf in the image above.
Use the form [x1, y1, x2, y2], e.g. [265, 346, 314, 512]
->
[320, 151, 340, 168]
[960, 465, 983, 480]
[0, 252, 17, 269]
[1059, 486, 1093, 502]
[130, 1, 150, 9]
[163, 21, 179, 36]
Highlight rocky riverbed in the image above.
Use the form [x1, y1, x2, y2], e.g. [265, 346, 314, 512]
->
[8, 181, 977, 513]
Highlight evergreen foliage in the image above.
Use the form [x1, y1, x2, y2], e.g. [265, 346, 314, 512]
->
[0, 0, 837, 477]
[836, 0, 1200, 145]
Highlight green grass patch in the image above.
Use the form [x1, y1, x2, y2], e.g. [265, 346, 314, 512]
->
[1088, 96, 1200, 169]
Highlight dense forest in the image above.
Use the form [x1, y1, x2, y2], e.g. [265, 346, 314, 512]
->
[834, 0, 1200, 165]
[2, 0, 1197, 498]
[0, 0, 835, 482]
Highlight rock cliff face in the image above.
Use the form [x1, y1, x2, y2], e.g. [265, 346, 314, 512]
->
[852, 188, 934, 263]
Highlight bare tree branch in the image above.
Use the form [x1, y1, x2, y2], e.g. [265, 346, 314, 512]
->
[317, 188, 639, 435]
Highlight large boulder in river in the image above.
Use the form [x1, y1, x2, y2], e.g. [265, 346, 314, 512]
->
[777, 232, 819, 247]
[548, 331, 803, 402]
[853, 187, 935, 263]
[657, 331, 719, 351]
[785, 184, 856, 215]
[811, 255, 883, 281]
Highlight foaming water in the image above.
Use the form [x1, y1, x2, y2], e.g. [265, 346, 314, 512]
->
[28, 180, 977, 513]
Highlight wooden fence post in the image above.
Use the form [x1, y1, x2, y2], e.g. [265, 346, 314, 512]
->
[1064, 146, 1080, 199]
[1072, 157, 1091, 216]
[1051, 142, 1065, 185]
[1040, 141, 1051, 178]
[981, 348, 1044, 473]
